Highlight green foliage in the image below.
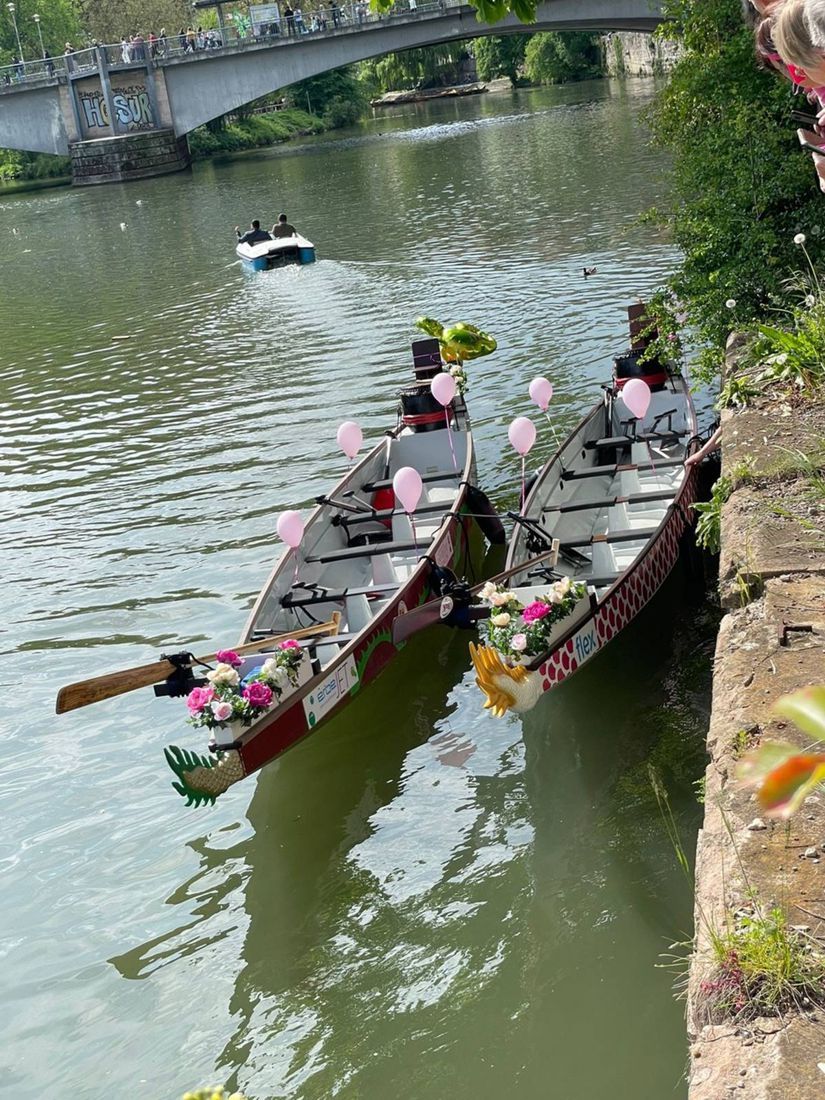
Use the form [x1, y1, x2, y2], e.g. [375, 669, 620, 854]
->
[187, 109, 323, 159]
[523, 31, 603, 85]
[0, 148, 70, 181]
[473, 35, 528, 85]
[371, 0, 537, 22]
[0, 0, 80, 61]
[693, 474, 732, 554]
[284, 67, 369, 126]
[78, 0, 192, 42]
[645, 0, 825, 383]
[702, 906, 825, 1020]
[358, 44, 466, 92]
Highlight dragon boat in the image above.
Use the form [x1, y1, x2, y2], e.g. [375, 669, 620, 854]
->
[152, 338, 503, 805]
[467, 322, 703, 716]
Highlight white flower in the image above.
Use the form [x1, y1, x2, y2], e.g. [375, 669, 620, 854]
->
[489, 591, 510, 607]
[725, 298, 737, 309]
[206, 662, 240, 686]
[776, 353, 788, 364]
[261, 658, 276, 676]
[555, 576, 572, 597]
[511, 633, 527, 652]
[794, 232, 807, 245]
[210, 700, 234, 722]
[490, 612, 511, 628]
[480, 581, 497, 600]
[805, 294, 816, 307]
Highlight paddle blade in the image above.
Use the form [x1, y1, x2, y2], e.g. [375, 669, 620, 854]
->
[56, 657, 182, 714]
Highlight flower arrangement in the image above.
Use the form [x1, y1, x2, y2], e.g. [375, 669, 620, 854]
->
[449, 362, 469, 396]
[479, 577, 587, 660]
[185, 642, 303, 731]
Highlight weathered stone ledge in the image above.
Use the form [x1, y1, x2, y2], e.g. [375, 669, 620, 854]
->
[687, 338, 825, 1099]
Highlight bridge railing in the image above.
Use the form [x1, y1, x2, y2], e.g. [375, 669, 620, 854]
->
[0, 1, 461, 90]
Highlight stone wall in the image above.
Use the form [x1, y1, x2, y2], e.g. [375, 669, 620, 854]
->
[687, 339, 825, 1099]
[603, 31, 680, 76]
[69, 128, 190, 185]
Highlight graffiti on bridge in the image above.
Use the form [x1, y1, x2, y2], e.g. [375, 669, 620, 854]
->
[79, 85, 155, 132]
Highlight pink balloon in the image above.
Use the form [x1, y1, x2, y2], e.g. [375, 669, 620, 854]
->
[529, 376, 554, 411]
[392, 466, 423, 514]
[430, 372, 456, 407]
[277, 510, 304, 549]
[621, 378, 652, 420]
[508, 416, 537, 456]
[336, 420, 363, 460]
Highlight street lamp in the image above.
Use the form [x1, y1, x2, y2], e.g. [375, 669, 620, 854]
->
[7, 3, 23, 61]
[33, 13, 45, 58]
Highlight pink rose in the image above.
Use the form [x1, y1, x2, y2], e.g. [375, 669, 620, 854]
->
[186, 685, 215, 713]
[243, 681, 273, 708]
[215, 649, 242, 668]
[522, 600, 552, 624]
[210, 700, 234, 722]
[511, 633, 527, 652]
[278, 639, 300, 650]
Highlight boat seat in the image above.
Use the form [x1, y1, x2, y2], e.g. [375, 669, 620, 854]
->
[585, 430, 686, 451]
[562, 525, 662, 548]
[338, 501, 449, 527]
[307, 540, 420, 564]
[543, 488, 676, 515]
[560, 458, 683, 482]
[361, 470, 461, 493]
[372, 553, 398, 585]
[282, 582, 399, 609]
[608, 503, 665, 531]
[591, 541, 616, 576]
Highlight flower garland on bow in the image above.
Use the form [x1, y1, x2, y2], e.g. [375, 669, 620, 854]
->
[479, 577, 587, 660]
[185, 642, 303, 730]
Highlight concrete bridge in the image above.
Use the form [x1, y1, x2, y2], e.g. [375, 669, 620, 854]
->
[0, 0, 662, 184]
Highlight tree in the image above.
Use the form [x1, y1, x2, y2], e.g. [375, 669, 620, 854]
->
[645, 0, 825, 376]
[1, 0, 80, 61]
[473, 35, 528, 86]
[358, 44, 466, 92]
[284, 67, 369, 128]
[373, 0, 538, 24]
[523, 31, 602, 85]
[78, 0, 192, 42]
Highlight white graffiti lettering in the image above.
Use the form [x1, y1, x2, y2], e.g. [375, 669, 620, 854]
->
[78, 85, 155, 132]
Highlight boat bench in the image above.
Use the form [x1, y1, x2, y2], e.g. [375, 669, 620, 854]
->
[543, 488, 675, 515]
[584, 430, 686, 452]
[561, 525, 662, 548]
[306, 539, 420, 564]
[282, 582, 398, 608]
[250, 628, 357, 645]
[360, 470, 461, 493]
[336, 501, 449, 527]
[561, 458, 684, 481]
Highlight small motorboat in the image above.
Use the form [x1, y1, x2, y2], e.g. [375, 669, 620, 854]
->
[152, 338, 503, 804]
[465, 311, 702, 716]
[236, 233, 316, 271]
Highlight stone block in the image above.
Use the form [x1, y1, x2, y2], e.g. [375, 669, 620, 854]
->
[69, 128, 190, 185]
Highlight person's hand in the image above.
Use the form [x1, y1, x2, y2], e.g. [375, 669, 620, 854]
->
[813, 153, 825, 194]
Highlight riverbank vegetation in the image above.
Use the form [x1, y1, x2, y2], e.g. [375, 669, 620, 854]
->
[187, 108, 324, 159]
[644, 0, 825, 386]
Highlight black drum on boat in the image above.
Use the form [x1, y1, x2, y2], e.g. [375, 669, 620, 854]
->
[613, 350, 668, 392]
[399, 383, 451, 432]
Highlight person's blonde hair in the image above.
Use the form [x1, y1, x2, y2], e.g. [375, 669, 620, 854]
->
[773, 0, 823, 69]
[805, 0, 825, 47]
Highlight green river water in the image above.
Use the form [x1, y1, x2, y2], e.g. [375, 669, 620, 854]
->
[0, 79, 715, 1099]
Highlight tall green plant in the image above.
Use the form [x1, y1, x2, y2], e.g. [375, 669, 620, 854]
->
[473, 35, 528, 85]
[524, 31, 602, 85]
[645, 0, 825, 383]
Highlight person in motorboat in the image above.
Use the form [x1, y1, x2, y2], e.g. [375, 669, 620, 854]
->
[270, 213, 297, 237]
[235, 220, 273, 245]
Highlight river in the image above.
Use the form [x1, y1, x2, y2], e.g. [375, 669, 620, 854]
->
[0, 79, 714, 1099]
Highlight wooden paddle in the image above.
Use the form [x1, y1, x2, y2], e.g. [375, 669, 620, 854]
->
[55, 615, 342, 715]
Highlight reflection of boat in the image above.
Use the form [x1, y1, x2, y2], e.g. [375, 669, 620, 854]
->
[165, 342, 503, 806]
[236, 233, 316, 271]
[468, 312, 703, 717]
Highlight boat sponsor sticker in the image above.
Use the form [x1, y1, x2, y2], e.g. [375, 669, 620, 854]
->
[435, 532, 453, 567]
[571, 619, 600, 670]
[303, 656, 359, 728]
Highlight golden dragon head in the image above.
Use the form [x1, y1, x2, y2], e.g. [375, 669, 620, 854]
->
[469, 643, 543, 717]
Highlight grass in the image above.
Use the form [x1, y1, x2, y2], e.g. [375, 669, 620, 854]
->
[187, 108, 325, 160]
[694, 475, 732, 554]
[699, 906, 825, 1022]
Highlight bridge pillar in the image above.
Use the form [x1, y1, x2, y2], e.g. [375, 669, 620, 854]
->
[66, 55, 190, 186]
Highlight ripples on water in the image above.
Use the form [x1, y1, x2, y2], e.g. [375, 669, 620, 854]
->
[0, 80, 711, 1099]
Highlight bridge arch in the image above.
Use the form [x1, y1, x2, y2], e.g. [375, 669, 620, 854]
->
[162, 0, 662, 135]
